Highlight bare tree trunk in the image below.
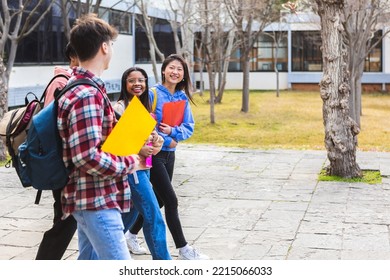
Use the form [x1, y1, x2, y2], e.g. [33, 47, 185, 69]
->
[207, 66, 216, 124]
[269, 16, 288, 98]
[347, 33, 365, 127]
[350, 68, 363, 126]
[274, 41, 280, 97]
[216, 28, 235, 103]
[60, 0, 105, 40]
[203, 0, 215, 123]
[241, 54, 250, 112]
[61, 0, 71, 41]
[348, 65, 357, 122]
[0, 40, 16, 162]
[316, 0, 361, 178]
[0, 0, 55, 160]
[170, 15, 182, 54]
[136, 0, 165, 83]
[356, 73, 363, 118]
[342, 0, 390, 127]
[149, 43, 160, 83]
[195, 40, 204, 95]
[225, 0, 280, 113]
[0, 58, 7, 160]
[354, 61, 364, 125]
[217, 57, 222, 91]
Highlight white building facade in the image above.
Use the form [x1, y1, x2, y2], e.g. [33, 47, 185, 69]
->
[7, 4, 390, 108]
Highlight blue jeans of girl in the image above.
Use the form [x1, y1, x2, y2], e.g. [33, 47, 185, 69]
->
[122, 169, 171, 260]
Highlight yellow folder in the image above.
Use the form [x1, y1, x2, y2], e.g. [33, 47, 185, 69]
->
[102, 97, 156, 156]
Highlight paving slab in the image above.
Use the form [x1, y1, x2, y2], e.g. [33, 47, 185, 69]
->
[1, 144, 390, 260]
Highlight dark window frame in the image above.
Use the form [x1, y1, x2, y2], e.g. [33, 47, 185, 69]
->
[134, 15, 178, 63]
[291, 31, 323, 72]
[11, 5, 133, 66]
[291, 30, 383, 72]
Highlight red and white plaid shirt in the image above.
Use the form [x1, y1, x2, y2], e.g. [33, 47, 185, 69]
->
[57, 67, 135, 217]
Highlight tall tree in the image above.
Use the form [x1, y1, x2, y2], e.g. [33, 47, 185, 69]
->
[195, 0, 237, 123]
[267, 1, 297, 97]
[214, 28, 235, 103]
[197, 0, 217, 124]
[315, 0, 361, 178]
[135, 0, 165, 83]
[225, 0, 280, 113]
[264, 16, 288, 97]
[59, 0, 104, 41]
[342, 0, 390, 127]
[0, 0, 55, 161]
[166, 0, 196, 63]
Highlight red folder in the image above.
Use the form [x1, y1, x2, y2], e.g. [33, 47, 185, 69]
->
[162, 100, 186, 126]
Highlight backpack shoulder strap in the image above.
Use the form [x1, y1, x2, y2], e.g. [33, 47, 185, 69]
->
[25, 92, 39, 105]
[40, 73, 70, 103]
[54, 78, 102, 101]
[151, 87, 157, 112]
[113, 100, 125, 118]
[5, 110, 20, 158]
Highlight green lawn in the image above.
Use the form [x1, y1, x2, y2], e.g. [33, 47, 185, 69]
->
[187, 90, 390, 152]
[2, 89, 389, 168]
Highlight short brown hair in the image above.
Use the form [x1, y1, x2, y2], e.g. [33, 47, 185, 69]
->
[70, 13, 118, 62]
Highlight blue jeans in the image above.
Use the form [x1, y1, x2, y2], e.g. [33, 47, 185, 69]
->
[72, 208, 131, 260]
[122, 170, 171, 260]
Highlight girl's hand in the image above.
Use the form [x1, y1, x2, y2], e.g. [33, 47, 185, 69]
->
[151, 130, 159, 143]
[159, 123, 172, 135]
[139, 144, 153, 158]
[169, 139, 178, 148]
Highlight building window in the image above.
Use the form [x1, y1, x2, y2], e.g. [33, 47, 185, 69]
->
[11, 5, 132, 65]
[9, 3, 69, 65]
[292, 30, 383, 72]
[227, 32, 288, 72]
[364, 31, 382, 72]
[99, 8, 132, 35]
[292, 31, 322, 71]
[135, 15, 178, 63]
[253, 32, 288, 71]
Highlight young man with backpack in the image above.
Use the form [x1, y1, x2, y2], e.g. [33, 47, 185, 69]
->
[56, 13, 139, 260]
[35, 43, 79, 260]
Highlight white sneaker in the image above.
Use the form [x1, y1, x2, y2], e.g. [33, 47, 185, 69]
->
[178, 246, 209, 260]
[126, 234, 147, 255]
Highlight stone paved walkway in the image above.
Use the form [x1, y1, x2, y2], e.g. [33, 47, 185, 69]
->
[1, 144, 390, 260]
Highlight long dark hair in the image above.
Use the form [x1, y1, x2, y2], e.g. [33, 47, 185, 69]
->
[118, 67, 151, 112]
[161, 54, 194, 104]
